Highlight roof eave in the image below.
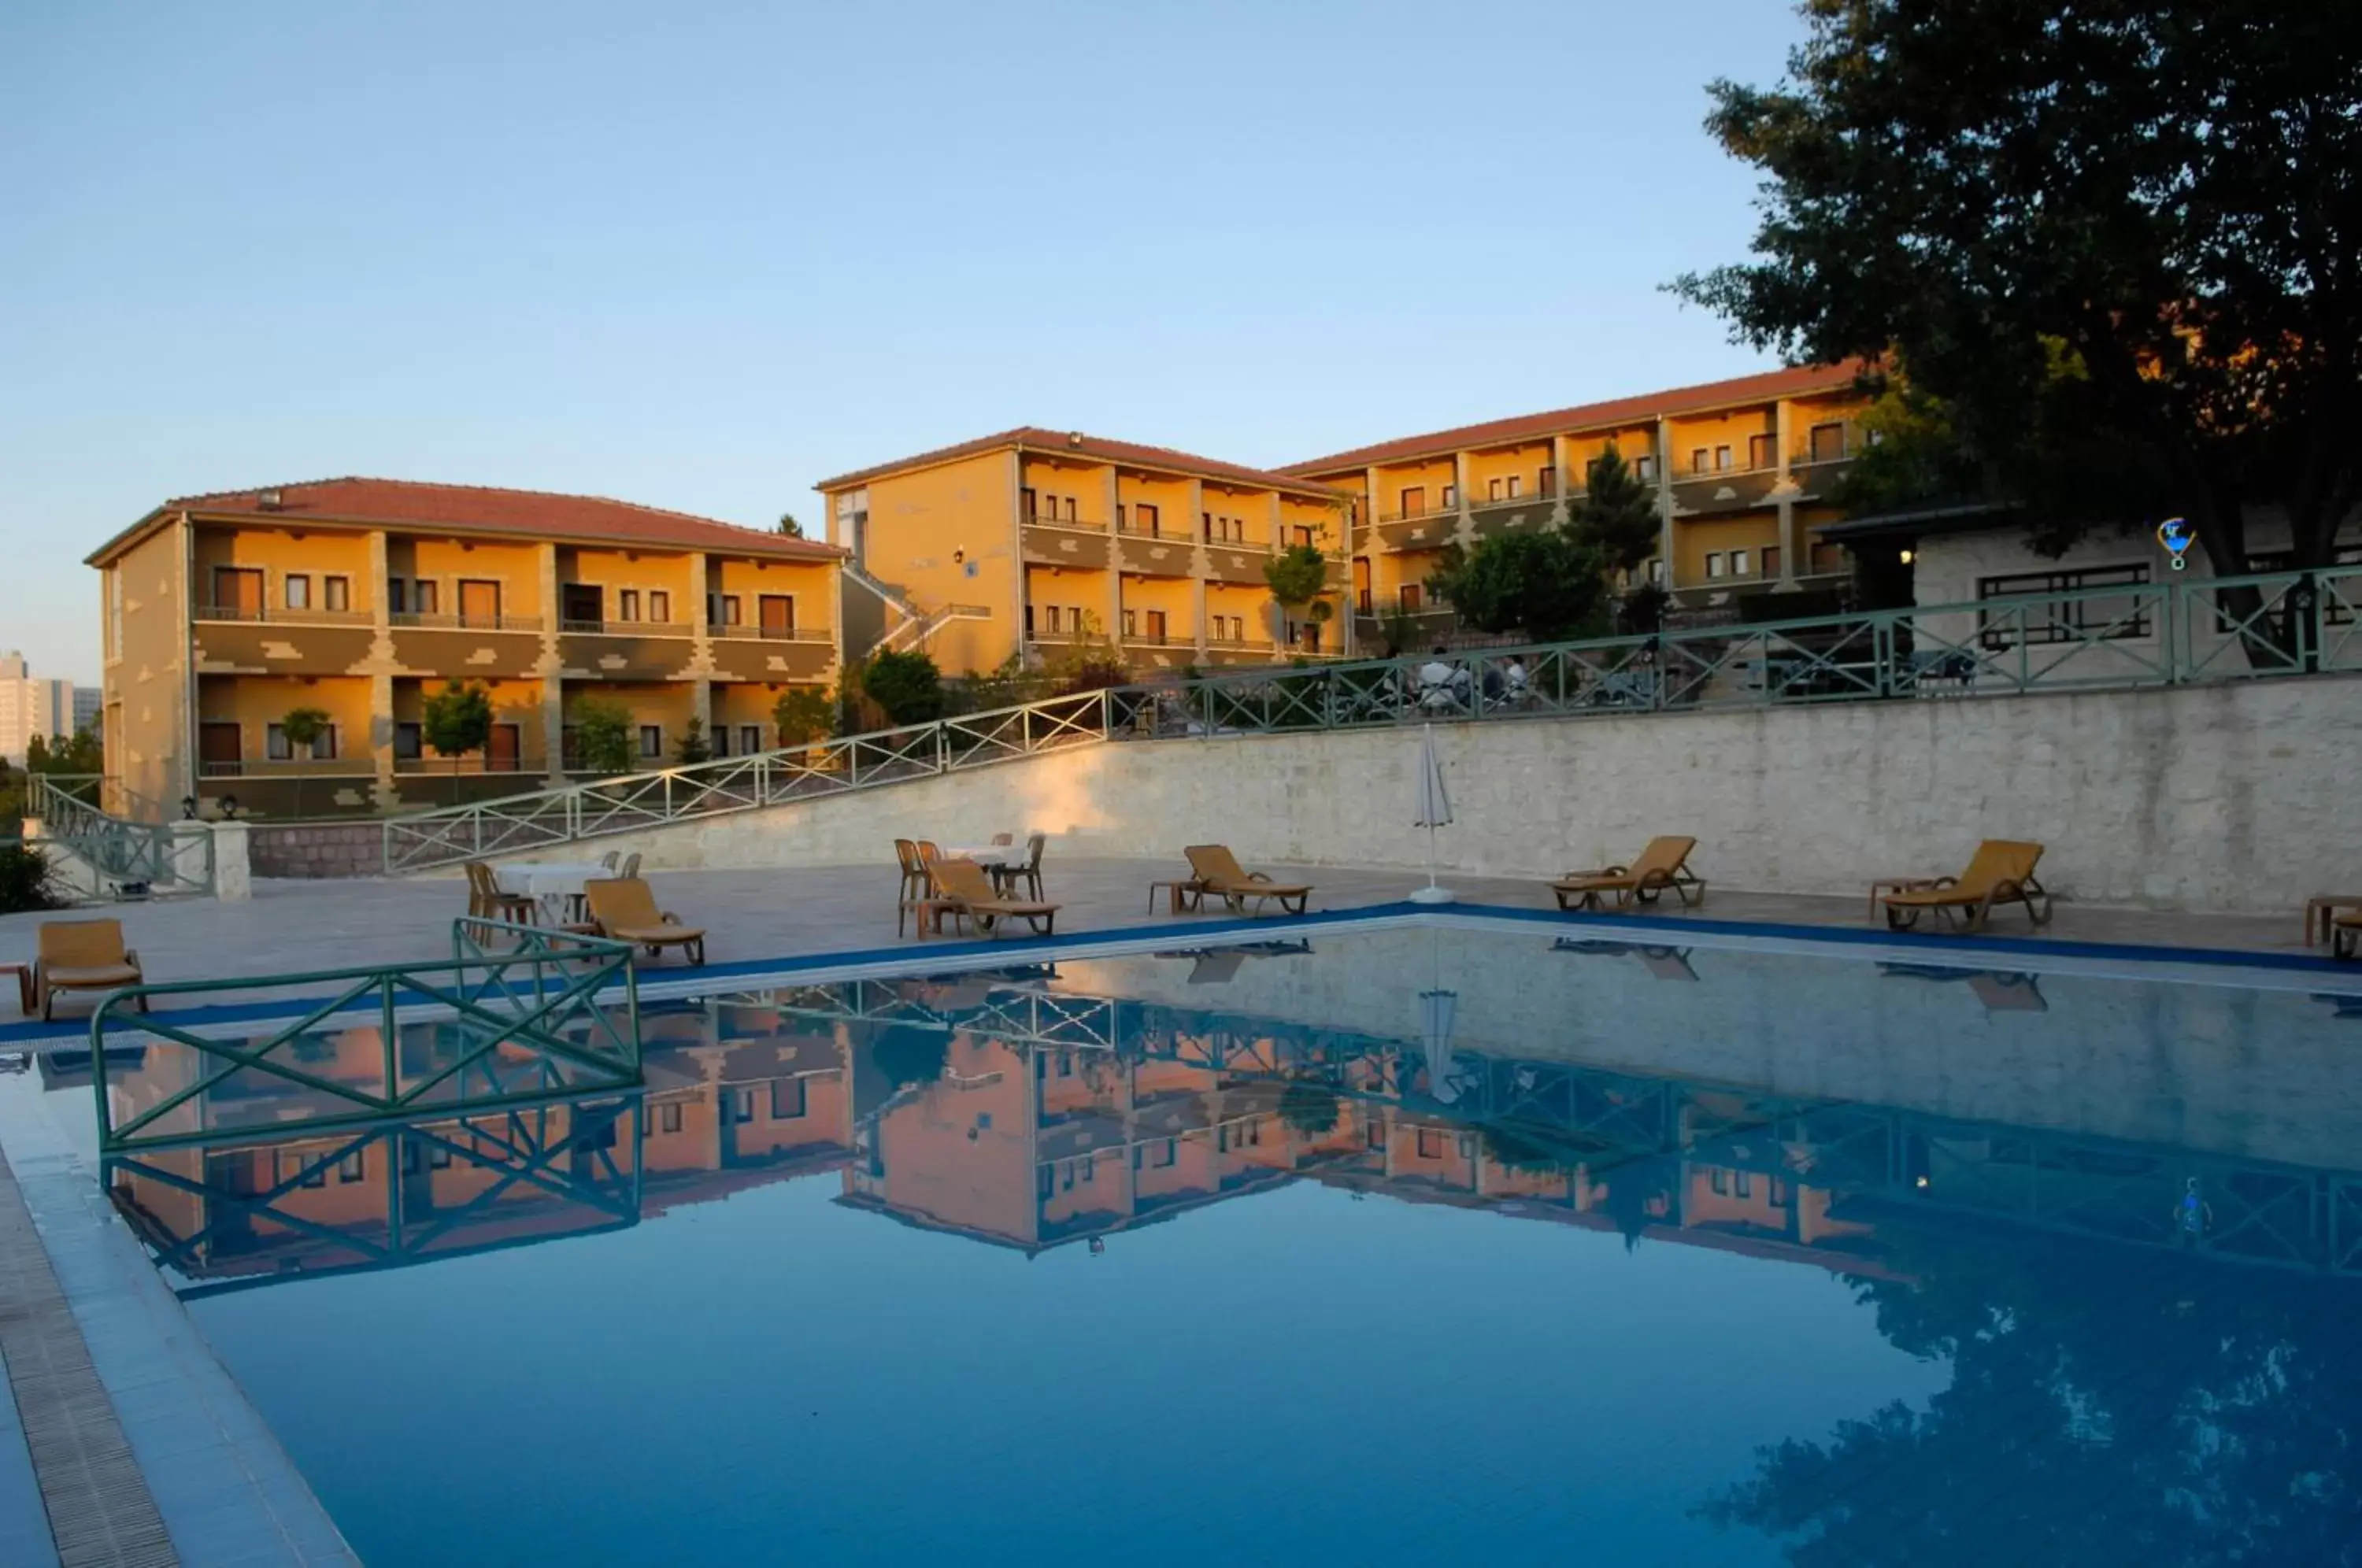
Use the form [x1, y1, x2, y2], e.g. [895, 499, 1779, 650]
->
[140, 506, 844, 562]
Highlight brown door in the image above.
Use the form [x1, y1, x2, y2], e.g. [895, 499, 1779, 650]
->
[1400, 584, 1423, 612]
[1398, 486, 1425, 519]
[213, 568, 264, 617]
[1354, 559, 1373, 613]
[1144, 611, 1166, 644]
[562, 584, 602, 628]
[487, 723, 521, 772]
[458, 579, 501, 627]
[759, 595, 794, 637]
[199, 722, 242, 775]
[1137, 503, 1159, 537]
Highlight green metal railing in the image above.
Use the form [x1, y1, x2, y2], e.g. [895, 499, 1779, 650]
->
[377, 564, 2362, 872]
[91, 919, 642, 1152]
[23, 774, 216, 897]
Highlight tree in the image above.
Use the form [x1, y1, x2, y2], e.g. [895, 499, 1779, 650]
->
[772, 686, 837, 748]
[861, 649, 946, 727]
[1426, 530, 1610, 644]
[1672, 0, 2362, 600]
[569, 697, 637, 776]
[26, 729, 102, 780]
[1572, 443, 1672, 634]
[672, 716, 711, 766]
[776, 512, 805, 538]
[420, 680, 494, 803]
[1278, 1083, 1341, 1139]
[1262, 542, 1330, 617]
[277, 706, 331, 819]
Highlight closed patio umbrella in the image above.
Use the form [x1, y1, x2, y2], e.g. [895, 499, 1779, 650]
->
[1409, 723, 1454, 905]
[1420, 986, 1461, 1104]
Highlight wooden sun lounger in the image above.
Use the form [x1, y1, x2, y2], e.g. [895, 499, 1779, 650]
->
[1551, 836, 1705, 912]
[1880, 840, 2051, 933]
[34, 919, 147, 1020]
[1182, 845, 1312, 915]
[2331, 912, 2360, 961]
[583, 877, 708, 964]
[921, 858, 1061, 938]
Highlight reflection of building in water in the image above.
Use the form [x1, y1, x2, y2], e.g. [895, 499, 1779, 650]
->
[109, 1000, 853, 1291]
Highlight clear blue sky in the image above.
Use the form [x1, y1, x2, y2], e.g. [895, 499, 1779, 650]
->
[1, 0, 1809, 685]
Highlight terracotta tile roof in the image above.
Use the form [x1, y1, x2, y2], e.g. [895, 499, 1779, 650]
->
[87, 475, 845, 565]
[814, 427, 1349, 501]
[1280, 361, 1876, 476]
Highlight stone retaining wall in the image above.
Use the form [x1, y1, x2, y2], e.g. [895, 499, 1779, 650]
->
[246, 822, 387, 880]
[561, 674, 2362, 915]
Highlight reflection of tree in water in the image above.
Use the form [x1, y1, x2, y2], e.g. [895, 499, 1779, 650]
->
[868, 1026, 950, 1089]
[1277, 1082, 1341, 1137]
[1697, 1226, 2362, 1566]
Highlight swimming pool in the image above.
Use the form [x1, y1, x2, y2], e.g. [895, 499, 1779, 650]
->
[43, 919, 2362, 1566]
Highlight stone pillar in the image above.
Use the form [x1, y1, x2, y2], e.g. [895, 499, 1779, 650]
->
[365, 529, 398, 808]
[1775, 400, 1800, 588]
[687, 554, 713, 744]
[537, 542, 565, 783]
[1549, 435, 1573, 529]
[1268, 493, 1287, 648]
[1104, 468, 1124, 649]
[208, 819, 252, 901]
[1654, 416, 1678, 591]
[1185, 478, 1205, 658]
[1452, 451, 1474, 549]
[1009, 452, 1029, 666]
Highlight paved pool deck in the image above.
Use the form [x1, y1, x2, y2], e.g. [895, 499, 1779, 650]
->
[0, 857, 2345, 1566]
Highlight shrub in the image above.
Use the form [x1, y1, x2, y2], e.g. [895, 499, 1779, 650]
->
[863, 650, 946, 727]
[570, 697, 638, 776]
[0, 844, 61, 915]
[672, 716, 712, 766]
[772, 686, 838, 747]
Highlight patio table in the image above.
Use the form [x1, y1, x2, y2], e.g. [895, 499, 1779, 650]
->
[495, 860, 614, 925]
[939, 845, 1017, 867]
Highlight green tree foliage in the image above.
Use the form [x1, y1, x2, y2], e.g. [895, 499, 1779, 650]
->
[1277, 1083, 1341, 1139]
[0, 843, 61, 914]
[771, 686, 838, 747]
[672, 716, 712, 766]
[26, 730, 102, 778]
[277, 706, 331, 818]
[862, 649, 946, 727]
[1261, 542, 1329, 609]
[420, 681, 494, 801]
[1572, 445, 1661, 575]
[568, 697, 637, 776]
[1426, 530, 1609, 644]
[776, 512, 805, 538]
[1672, 0, 2362, 578]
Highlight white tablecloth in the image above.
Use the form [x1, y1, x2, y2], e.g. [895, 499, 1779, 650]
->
[939, 845, 1016, 867]
[494, 860, 613, 918]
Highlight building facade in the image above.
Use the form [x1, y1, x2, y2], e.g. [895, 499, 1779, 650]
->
[85, 478, 844, 819]
[816, 428, 1353, 677]
[0, 651, 79, 766]
[1280, 363, 1874, 645]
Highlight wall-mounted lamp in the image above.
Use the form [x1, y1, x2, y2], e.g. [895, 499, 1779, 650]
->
[1899, 549, 1916, 565]
[180, 795, 198, 820]
[952, 549, 965, 565]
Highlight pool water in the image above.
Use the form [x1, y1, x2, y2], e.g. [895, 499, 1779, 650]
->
[57, 923, 2362, 1566]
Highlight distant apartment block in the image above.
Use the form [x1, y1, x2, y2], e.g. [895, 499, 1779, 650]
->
[816, 429, 1353, 676]
[0, 650, 79, 765]
[1279, 363, 1874, 643]
[85, 478, 844, 818]
[72, 684, 102, 736]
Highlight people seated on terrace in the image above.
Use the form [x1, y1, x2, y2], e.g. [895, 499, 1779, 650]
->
[1416, 647, 1468, 713]
[1500, 656, 1531, 705]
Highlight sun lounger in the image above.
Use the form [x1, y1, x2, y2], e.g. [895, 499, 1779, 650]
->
[2332, 911, 2360, 961]
[583, 877, 707, 964]
[35, 919, 146, 1020]
[1181, 845, 1312, 916]
[1880, 840, 2050, 933]
[921, 858, 1060, 938]
[1551, 836, 1705, 911]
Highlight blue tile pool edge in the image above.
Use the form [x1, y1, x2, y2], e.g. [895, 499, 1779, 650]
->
[0, 1082, 360, 1566]
[2, 897, 2353, 1050]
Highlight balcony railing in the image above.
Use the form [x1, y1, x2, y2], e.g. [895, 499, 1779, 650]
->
[1375, 502, 1461, 525]
[391, 612, 545, 633]
[1115, 523, 1185, 540]
[194, 605, 374, 626]
[710, 624, 834, 642]
[560, 619, 694, 637]
[199, 758, 376, 778]
[1024, 512, 1106, 531]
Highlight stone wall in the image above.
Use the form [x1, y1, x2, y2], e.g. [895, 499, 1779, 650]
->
[246, 822, 387, 879]
[565, 674, 2361, 915]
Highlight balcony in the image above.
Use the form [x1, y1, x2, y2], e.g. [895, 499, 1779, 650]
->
[198, 756, 376, 780]
[1372, 516, 1455, 553]
[708, 627, 837, 683]
[1022, 523, 1113, 573]
[192, 610, 376, 675]
[1670, 464, 1786, 518]
[194, 604, 374, 627]
[1375, 501, 1459, 526]
[557, 623, 701, 682]
[1111, 531, 1195, 577]
[1201, 544, 1275, 587]
[391, 611, 549, 680]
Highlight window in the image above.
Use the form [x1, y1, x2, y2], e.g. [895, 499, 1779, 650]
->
[1137, 502, 1158, 535]
[1366, 1122, 1387, 1149]
[618, 589, 640, 622]
[1487, 478, 1503, 501]
[1120, 609, 1137, 637]
[1690, 447, 1711, 475]
[1061, 496, 1077, 522]
[1022, 486, 1038, 519]
[648, 590, 670, 623]
[285, 1152, 327, 1189]
[413, 579, 439, 616]
[1416, 1130, 1446, 1160]
[1977, 564, 2152, 648]
[1730, 549, 1751, 577]
[710, 726, 731, 758]
[1705, 553, 1726, 579]
[770, 1078, 807, 1120]
[1135, 1139, 1176, 1170]
[1763, 545, 1783, 579]
[267, 724, 292, 761]
[1292, 525, 1314, 548]
[1770, 1178, 1790, 1204]
[1648, 559, 1666, 586]
[739, 724, 760, 755]
[394, 722, 422, 762]
[324, 575, 350, 612]
[428, 1143, 451, 1170]
[1734, 1170, 1753, 1199]
[284, 574, 311, 610]
[639, 725, 662, 759]
[309, 725, 339, 760]
[1749, 433, 1777, 470]
[338, 1150, 365, 1184]
[660, 1102, 683, 1134]
[563, 584, 602, 626]
[709, 594, 742, 627]
[1634, 454, 1657, 483]
[1537, 468, 1555, 496]
[1399, 583, 1423, 612]
[1044, 605, 1062, 634]
[1715, 445, 1734, 472]
[1398, 486, 1427, 518]
[387, 577, 408, 614]
[1809, 422, 1847, 463]
[1442, 484, 1457, 508]
[1711, 1168, 1730, 1195]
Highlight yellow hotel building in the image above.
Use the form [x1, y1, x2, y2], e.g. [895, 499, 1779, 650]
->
[85, 478, 844, 819]
[815, 427, 1353, 675]
[1281, 362, 1873, 637]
